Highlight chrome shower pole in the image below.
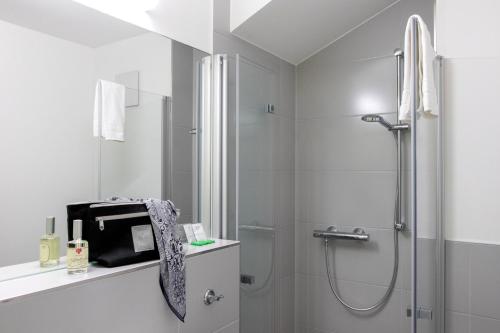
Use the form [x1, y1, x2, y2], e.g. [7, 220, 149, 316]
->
[394, 48, 404, 231]
[436, 55, 445, 333]
[410, 17, 419, 333]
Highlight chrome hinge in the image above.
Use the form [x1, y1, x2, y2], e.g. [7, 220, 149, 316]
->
[395, 222, 406, 231]
[406, 306, 433, 320]
[240, 274, 255, 285]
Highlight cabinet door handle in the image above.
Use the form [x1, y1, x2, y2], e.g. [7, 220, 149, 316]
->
[204, 289, 224, 305]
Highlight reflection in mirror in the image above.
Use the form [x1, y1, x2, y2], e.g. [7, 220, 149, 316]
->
[98, 39, 210, 227]
[0, 1, 209, 271]
[95, 32, 172, 203]
[99, 90, 168, 200]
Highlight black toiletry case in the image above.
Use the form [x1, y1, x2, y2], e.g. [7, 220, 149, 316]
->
[66, 202, 159, 267]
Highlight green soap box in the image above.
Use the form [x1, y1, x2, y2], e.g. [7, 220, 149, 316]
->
[190, 240, 216, 246]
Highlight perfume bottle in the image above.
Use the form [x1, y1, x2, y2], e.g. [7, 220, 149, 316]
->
[66, 219, 89, 274]
[39, 216, 60, 267]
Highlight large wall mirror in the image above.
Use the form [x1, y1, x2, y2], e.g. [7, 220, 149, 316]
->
[0, 0, 211, 270]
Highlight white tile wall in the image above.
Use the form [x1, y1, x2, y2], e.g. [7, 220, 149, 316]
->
[436, 1, 500, 327]
[436, 0, 500, 59]
[443, 57, 500, 243]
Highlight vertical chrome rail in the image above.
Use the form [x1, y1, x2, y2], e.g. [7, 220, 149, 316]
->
[235, 54, 240, 242]
[211, 54, 228, 239]
[211, 55, 221, 237]
[192, 60, 202, 222]
[395, 49, 405, 230]
[410, 17, 419, 333]
[161, 96, 173, 201]
[200, 56, 212, 234]
[221, 55, 228, 239]
[436, 55, 445, 333]
[97, 86, 102, 200]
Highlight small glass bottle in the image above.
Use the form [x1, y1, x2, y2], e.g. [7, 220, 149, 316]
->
[66, 219, 89, 274]
[39, 216, 60, 267]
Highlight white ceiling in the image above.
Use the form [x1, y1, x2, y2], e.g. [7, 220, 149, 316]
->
[231, 0, 399, 65]
[0, 0, 148, 48]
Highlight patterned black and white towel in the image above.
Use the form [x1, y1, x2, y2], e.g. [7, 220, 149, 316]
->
[145, 199, 186, 322]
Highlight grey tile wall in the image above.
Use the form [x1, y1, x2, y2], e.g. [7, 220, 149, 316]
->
[446, 241, 500, 333]
[294, 0, 435, 332]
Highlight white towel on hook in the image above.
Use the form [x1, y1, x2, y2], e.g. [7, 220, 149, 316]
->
[399, 15, 438, 122]
[93, 79, 126, 141]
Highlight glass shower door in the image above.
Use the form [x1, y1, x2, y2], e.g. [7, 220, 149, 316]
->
[411, 50, 445, 333]
[237, 55, 278, 333]
[99, 90, 169, 200]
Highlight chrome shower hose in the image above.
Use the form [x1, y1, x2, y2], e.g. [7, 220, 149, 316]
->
[324, 228, 399, 312]
[324, 132, 401, 312]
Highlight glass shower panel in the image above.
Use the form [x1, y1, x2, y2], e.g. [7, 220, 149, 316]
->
[413, 112, 439, 333]
[100, 90, 168, 200]
[237, 55, 278, 333]
[413, 57, 444, 333]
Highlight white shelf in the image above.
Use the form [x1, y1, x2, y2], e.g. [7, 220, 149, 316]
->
[0, 239, 239, 304]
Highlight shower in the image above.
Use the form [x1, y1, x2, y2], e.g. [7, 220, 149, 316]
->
[315, 114, 408, 312]
[313, 50, 409, 312]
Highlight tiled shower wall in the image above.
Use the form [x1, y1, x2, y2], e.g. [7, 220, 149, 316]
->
[446, 241, 500, 332]
[294, 0, 435, 332]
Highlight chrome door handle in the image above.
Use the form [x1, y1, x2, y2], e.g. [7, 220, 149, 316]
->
[204, 289, 224, 305]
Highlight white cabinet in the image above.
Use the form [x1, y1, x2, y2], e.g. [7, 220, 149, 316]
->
[214, 321, 239, 333]
[0, 241, 239, 333]
[181, 247, 240, 333]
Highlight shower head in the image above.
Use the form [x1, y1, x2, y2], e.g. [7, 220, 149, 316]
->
[361, 114, 410, 131]
[361, 114, 394, 130]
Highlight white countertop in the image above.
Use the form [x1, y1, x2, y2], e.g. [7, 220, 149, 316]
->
[0, 239, 239, 304]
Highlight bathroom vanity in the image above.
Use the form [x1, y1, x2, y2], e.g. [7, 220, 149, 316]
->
[0, 240, 239, 333]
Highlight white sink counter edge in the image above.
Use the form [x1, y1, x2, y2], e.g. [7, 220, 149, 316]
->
[0, 239, 239, 304]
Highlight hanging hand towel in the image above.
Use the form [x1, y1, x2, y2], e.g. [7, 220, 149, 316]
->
[93, 79, 126, 141]
[145, 199, 186, 322]
[399, 15, 438, 122]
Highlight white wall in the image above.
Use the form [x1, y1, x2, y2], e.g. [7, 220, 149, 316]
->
[74, 0, 213, 54]
[436, 0, 500, 59]
[436, 0, 500, 244]
[229, 0, 272, 31]
[95, 33, 172, 97]
[0, 20, 96, 266]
